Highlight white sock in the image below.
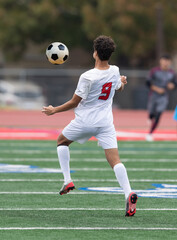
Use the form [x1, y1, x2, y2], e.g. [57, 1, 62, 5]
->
[113, 163, 132, 199]
[57, 146, 72, 184]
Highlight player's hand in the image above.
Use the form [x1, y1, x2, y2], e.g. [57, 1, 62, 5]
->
[157, 88, 165, 94]
[42, 105, 55, 116]
[120, 75, 127, 85]
[151, 85, 165, 94]
[167, 82, 175, 90]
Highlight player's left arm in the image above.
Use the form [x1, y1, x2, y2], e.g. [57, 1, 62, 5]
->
[167, 73, 177, 90]
[117, 75, 127, 91]
[42, 94, 82, 116]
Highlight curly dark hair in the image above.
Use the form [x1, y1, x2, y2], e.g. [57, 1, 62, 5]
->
[160, 54, 171, 60]
[93, 35, 116, 61]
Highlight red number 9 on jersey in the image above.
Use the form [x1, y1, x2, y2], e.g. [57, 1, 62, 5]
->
[98, 82, 112, 100]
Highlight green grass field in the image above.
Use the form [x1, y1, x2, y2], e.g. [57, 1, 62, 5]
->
[0, 140, 177, 239]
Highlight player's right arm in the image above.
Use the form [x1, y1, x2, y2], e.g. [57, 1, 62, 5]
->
[42, 94, 82, 116]
[42, 73, 91, 116]
[167, 72, 177, 90]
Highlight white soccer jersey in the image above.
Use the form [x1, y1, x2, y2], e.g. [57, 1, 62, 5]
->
[74, 65, 121, 127]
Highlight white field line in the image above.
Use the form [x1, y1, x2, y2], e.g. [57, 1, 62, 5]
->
[0, 208, 177, 211]
[0, 192, 121, 195]
[0, 227, 177, 231]
[1, 166, 177, 172]
[0, 158, 58, 162]
[0, 165, 177, 172]
[72, 168, 177, 172]
[0, 149, 177, 155]
[1, 158, 177, 162]
[72, 158, 177, 163]
[0, 150, 103, 154]
[0, 178, 177, 182]
[2, 191, 177, 195]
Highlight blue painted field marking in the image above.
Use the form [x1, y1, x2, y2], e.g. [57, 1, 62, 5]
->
[0, 163, 74, 173]
[79, 183, 177, 199]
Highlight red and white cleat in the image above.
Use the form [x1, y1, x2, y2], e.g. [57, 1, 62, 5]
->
[59, 181, 75, 195]
[125, 192, 138, 217]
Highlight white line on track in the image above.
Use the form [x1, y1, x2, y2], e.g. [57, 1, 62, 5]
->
[120, 144, 177, 148]
[0, 179, 177, 182]
[0, 227, 177, 230]
[0, 142, 176, 148]
[0, 208, 177, 211]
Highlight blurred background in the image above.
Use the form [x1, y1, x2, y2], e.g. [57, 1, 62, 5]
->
[0, 0, 176, 110]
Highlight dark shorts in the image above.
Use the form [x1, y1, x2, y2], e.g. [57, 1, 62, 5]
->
[148, 93, 168, 114]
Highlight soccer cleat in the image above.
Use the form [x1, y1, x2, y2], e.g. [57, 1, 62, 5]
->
[125, 192, 138, 217]
[145, 133, 154, 142]
[59, 181, 75, 195]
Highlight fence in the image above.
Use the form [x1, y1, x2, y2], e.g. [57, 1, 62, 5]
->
[0, 68, 176, 109]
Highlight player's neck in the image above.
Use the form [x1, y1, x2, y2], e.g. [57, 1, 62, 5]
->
[160, 65, 170, 71]
[95, 59, 110, 70]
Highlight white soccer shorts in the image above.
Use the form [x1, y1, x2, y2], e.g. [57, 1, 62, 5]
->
[62, 119, 118, 149]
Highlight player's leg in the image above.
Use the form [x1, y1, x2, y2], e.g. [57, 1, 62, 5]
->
[149, 112, 155, 121]
[57, 120, 94, 195]
[96, 125, 138, 216]
[105, 148, 137, 216]
[96, 126, 132, 199]
[57, 133, 75, 195]
[57, 133, 73, 184]
[149, 111, 162, 134]
[104, 148, 132, 199]
[146, 112, 155, 141]
[146, 96, 156, 141]
[146, 96, 167, 141]
[149, 96, 168, 134]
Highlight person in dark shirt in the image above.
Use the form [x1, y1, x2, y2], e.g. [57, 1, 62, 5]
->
[146, 54, 177, 141]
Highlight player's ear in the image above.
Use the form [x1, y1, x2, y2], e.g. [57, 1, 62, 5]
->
[93, 50, 97, 59]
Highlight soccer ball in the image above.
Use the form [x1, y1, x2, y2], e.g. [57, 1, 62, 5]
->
[46, 42, 69, 65]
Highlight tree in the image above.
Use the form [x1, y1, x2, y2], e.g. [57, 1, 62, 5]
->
[0, 0, 177, 67]
[0, 0, 87, 60]
[81, 0, 177, 66]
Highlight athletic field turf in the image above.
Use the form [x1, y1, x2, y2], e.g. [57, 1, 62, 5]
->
[0, 140, 177, 239]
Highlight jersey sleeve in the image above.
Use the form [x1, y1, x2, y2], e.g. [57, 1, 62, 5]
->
[146, 68, 156, 88]
[170, 71, 177, 88]
[115, 67, 122, 90]
[75, 75, 92, 100]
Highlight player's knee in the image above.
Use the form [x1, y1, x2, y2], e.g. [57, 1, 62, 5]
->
[57, 134, 72, 147]
[57, 139, 69, 147]
[57, 142, 68, 147]
[149, 113, 154, 119]
[155, 112, 162, 122]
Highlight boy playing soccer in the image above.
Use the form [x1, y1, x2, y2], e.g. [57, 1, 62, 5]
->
[146, 54, 177, 141]
[42, 35, 138, 217]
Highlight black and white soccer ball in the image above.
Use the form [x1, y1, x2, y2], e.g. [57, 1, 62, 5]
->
[46, 42, 69, 65]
